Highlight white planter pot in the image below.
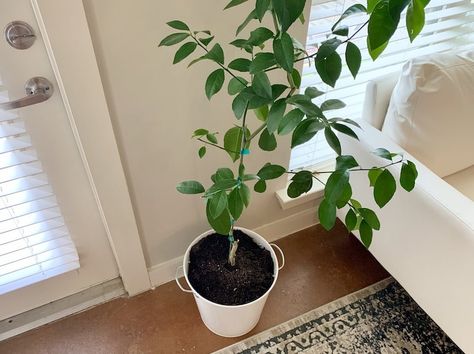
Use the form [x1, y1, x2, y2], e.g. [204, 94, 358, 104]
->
[175, 227, 284, 337]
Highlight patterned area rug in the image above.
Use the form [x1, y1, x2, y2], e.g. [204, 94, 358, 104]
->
[214, 278, 462, 354]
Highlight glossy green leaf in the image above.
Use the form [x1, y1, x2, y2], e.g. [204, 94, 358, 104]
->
[167, 20, 190, 31]
[331, 4, 367, 31]
[315, 52, 342, 87]
[319, 199, 337, 230]
[224, 127, 243, 162]
[206, 201, 232, 235]
[359, 208, 380, 230]
[249, 52, 277, 73]
[291, 118, 325, 148]
[332, 123, 359, 140]
[304, 87, 324, 99]
[267, 99, 287, 134]
[325, 170, 349, 203]
[206, 43, 225, 64]
[278, 109, 305, 135]
[359, 220, 373, 248]
[290, 68, 302, 88]
[287, 171, 313, 198]
[206, 133, 218, 144]
[345, 209, 357, 231]
[228, 77, 248, 95]
[173, 42, 197, 64]
[254, 105, 269, 122]
[159, 33, 190, 47]
[256, 0, 271, 21]
[257, 164, 286, 180]
[258, 129, 277, 151]
[368, 168, 383, 187]
[228, 58, 251, 72]
[228, 188, 244, 219]
[400, 162, 416, 191]
[209, 191, 228, 218]
[407, 0, 429, 41]
[286, 95, 323, 117]
[225, 0, 249, 9]
[232, 92, 249, 119]
[273, 32, 294, 73]
[367, 0, 381, 13]
[177, 180, 205, 194]
[333, 25, 349, 36]
[373, 148, 393, 161]
[199, 36, 214, 46]
[324, 127, 342, 155]
[252, 72, 273, 99]
[254, 179, 267, 193]
[272, 84, 289, 99]
[329, 118, 361, 129]
[345, 42, 362, 78]
[205, 69, 225, 100]
[236, 10, 258, 35]
[321, 99, 346, 111]
[374, 169, 396, 208]
[316, 38, 342, 61]
[247, 27, 274, 46]
[198, 146, 206, 158]
[336, 183, 352, 209]
[272, 0, 306, 32]
[240, 183, 251, 206]
[215, 168, 234, 182]
[192, 128, 209, 137]
[336, 155, 358, 171]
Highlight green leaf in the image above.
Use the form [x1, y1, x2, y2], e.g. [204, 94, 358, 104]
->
[205, 43, 225, 64]
[247, 27, 274, 46]
[252, 72, 273, 99]
[240, 183, 251, 206]
[215, 168, 234, 182]
[291, 118, 325, 148]
[257, 164, 286, 180]
[177, 180, 205, 194]
[345, 209, 357, 231]
[400, 162, 416, 191]
[228, 77, 248, 95]
[173, 42, 197, 64]
[236, 10, 258, 35]
[407, 0, 429, 42]
[228, 188, 244, 219]
[319, 199, 337, 230]
[198, 146, 206, 158]
[359, 208, 380, 230]
[254, 105, 269, 122]
[254, 179, 267, 193]
[228, 58, 251, 72]
[374, 169, 396, 208]
[316, 38, 342, 62]
[304, 87, 324, 99]
[256, 0, 271, 21]
[224, 127, 243, 162]
[331, 4, 367, 31]
[367, 0, 381, 13]
[206, 133, 218, 144]
[258, 129, 277, 151]
[350, 198, 362, 209]
[192, 128, 209, 137]
[321, 99, 346, 111]
[333, 25, 349, 36]
[230, 39, 252, 52]
[407, 160, 418, 178]
[286, 95, 323, 117]
[329, 118, 361, 129]
[359, 220, 373, 248]
[267, 99, 287, 134]
[272, 84, 289, 99]
[316, 52, 342, 87]
[290, 68, 302, 88]
[336, 183, 352, 208]
[373, 148, 393, 161]
[206, 179, 238, 196]
[273, 32, 295, 73]
[209, 191, 228, 218]
[243, 174, 259, 181]
[232, 92, 249, 119]
[205, 69, 225, 100]
[325, 170, 349, 203]
[345, 42, 362, 78]
[287, 171, 313, 198]
[278, 109, 305, 135]
[368, 168, 383, 187]
[324, 127, 342, 155]
[332, 123, 359, 140]
[206, 201, 232, 235]
[225, 0, 249, 9]
[159, 33, 190, 47]
[199, 36, 214, 46]
[249, 52, 277, 73]
[167, 20, 190, 31]
[272, 0, 306, 32]
[336, 155, 359, 171]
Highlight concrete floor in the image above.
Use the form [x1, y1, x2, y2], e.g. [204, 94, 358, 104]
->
[0, 221, 389, 354]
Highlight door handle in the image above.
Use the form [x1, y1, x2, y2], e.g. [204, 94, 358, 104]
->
[0, 77, 53, 110]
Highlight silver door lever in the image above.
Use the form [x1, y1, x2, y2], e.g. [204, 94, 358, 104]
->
[0, 77, 53, 111]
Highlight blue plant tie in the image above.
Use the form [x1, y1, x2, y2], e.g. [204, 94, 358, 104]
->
[241, 148, 250, 155]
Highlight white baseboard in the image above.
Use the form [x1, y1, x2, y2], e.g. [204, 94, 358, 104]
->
[148, 207, 319, 288]
[0, 278, 125, 341]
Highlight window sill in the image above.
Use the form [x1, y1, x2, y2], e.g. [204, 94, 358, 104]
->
[275, 160, 335, 210]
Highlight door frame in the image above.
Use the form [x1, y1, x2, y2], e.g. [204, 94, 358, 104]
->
[30, 0, 151, 295]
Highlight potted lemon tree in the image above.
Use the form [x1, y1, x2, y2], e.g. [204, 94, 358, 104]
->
[161, 0, 424, 337]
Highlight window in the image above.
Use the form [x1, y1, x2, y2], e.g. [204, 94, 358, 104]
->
[0, 77, 79, 295]
[289, 0, 474, 171]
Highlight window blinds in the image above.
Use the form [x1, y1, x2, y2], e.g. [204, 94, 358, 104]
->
[289, 0, 474, 171]
[0, 79, 79, 295]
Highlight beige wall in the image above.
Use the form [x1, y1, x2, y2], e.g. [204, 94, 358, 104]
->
[82, 0, 316, 268]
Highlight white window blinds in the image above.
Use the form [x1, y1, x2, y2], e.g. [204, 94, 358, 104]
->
[0, 79, 79, 295]
[289, 0, 474, 171]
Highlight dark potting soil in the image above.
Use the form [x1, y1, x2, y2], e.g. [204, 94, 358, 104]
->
[188, 230, 274, 306]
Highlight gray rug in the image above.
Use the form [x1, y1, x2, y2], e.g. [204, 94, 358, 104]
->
[214, 278, 462, 354]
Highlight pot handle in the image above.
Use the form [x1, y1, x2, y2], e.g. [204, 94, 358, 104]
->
[270, 243, 285, 270]
[175, 265, 193, 293]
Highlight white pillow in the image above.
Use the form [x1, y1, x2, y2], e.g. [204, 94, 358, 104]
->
[382, 50, 474, 178]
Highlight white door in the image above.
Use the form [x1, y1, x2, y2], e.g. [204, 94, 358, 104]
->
[0, 1, 120, 319]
